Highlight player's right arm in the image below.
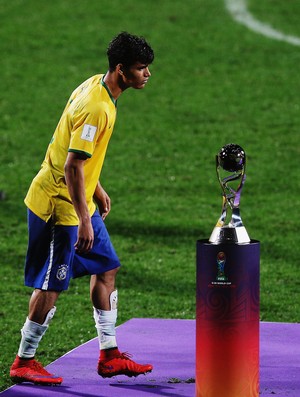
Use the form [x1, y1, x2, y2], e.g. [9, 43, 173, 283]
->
[64, 151, 94, 253]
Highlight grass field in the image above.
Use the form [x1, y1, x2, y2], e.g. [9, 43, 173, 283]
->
[0, 0, 300, 391]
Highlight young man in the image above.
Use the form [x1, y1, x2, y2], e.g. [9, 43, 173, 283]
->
[10, 32, 154, 386]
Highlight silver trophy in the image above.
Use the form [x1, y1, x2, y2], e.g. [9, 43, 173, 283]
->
[209, 143, 250, 244]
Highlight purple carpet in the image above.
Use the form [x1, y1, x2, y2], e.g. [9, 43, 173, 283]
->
[1, 319, 299, 396]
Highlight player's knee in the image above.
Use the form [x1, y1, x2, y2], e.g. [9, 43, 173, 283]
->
[95, 267, 119, 286]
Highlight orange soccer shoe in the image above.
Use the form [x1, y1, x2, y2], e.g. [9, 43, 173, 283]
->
[98, 349, 153, 378]
[10, 355, 63, 385]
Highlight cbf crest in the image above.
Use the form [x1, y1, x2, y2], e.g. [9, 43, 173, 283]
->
[56, 264, 68, 281]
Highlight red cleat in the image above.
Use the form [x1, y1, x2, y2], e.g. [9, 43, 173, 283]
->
[98, 351, 153, 378]
[10, 355, 63, 385]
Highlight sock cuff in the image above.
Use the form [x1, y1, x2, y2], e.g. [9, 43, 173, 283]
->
[23, 317, 48, 336]
[93, 307, 117, 327]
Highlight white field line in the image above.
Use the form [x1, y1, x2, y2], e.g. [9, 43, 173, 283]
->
[225, 0, 300, 46]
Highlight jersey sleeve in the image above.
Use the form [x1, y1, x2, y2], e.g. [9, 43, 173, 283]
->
[68, 104, 107, 158]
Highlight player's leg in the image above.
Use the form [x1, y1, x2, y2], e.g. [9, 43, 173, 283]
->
[78, 210, 153, 377]
[28, 289, 60, 324]
[10, 290, 62, 385]
[91, 270, 119, 350]
[91, 271, 153, 378]
[10, 210, 76, 385]
[17, 289, 60, 359]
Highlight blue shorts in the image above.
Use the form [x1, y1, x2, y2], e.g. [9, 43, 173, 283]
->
[25, 209, 121, 291]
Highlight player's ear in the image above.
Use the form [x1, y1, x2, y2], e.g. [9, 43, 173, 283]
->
[116, 64, 124, 75]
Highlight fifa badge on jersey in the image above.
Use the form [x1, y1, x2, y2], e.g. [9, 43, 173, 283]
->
[56, 264, 68, 281]
[81, 124, 97, 142]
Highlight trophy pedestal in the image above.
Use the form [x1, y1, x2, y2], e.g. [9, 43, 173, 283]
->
[196, 239, 260, 397]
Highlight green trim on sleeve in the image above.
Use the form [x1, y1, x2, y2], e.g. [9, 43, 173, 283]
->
[68, 149, 92, 158]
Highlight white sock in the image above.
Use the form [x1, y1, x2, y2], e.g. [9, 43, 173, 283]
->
[18, 307, 56, 359]
[93, 290, 118, 350]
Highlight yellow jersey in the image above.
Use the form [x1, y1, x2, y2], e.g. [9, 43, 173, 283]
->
[25, 74, 117, 225]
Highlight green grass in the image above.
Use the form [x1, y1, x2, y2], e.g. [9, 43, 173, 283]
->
[1, 0, 300, 391]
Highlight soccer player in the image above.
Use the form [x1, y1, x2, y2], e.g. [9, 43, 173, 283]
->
[10, 32, 154, 385]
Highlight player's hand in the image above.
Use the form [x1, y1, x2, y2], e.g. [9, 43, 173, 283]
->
[100, 191, 111, 220]
[94, 184, 111, 220]
[75, 219, 94, 253]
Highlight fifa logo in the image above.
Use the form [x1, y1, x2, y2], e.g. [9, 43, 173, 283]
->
[216, 251, 227, 282]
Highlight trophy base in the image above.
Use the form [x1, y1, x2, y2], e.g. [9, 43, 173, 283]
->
[209, 225, 250, 244]
[196, 239, 260, 397]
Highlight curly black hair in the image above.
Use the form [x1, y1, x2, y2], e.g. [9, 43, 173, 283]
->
[107, 32, 154, 71]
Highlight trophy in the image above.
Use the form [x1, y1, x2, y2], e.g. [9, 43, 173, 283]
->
[209, 143, 250, 244]
[196, 143, 259, 397]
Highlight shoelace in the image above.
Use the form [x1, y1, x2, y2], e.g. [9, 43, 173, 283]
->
[30, 361, 50, 374]
[101, 351, 133, 364]
[118, 352, 133, 361]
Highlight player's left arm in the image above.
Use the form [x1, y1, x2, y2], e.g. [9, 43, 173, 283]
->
[94, 181, 111, 220]
[64, 151, 94, 253]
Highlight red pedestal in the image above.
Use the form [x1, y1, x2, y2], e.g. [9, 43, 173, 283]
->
[196, 240, 260, 397]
